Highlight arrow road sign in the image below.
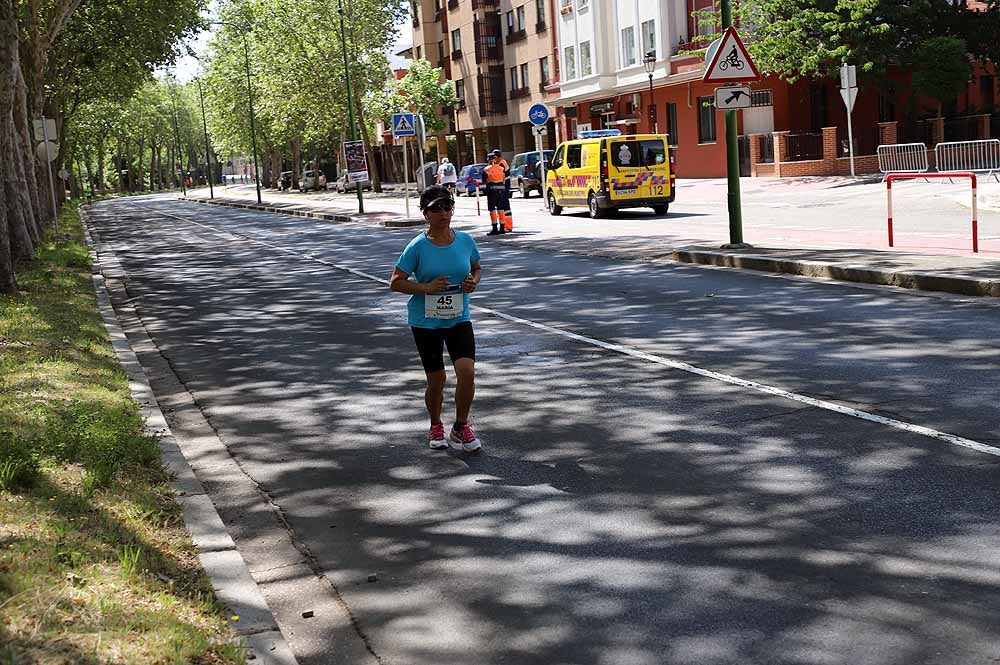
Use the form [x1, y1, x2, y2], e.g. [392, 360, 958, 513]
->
[391, 113, 416, 137]
[714, 85, 752, 110]
[531, 125, 548, 136]
[703, 26, 761, 84]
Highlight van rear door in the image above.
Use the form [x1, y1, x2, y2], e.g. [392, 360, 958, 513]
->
[607, 137, 671, 203]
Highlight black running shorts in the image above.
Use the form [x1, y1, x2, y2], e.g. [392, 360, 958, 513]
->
[411, 321, 476, 373]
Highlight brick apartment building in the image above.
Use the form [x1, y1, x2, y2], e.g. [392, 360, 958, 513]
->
[405, 0, 998, 178]
[552, 0, 999, 178]
[410, 0, 561, 166]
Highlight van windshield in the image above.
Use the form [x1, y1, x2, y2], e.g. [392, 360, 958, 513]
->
[609, 139, 666, 168]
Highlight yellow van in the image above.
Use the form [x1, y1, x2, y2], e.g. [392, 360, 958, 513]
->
[545, 130, 675, 218]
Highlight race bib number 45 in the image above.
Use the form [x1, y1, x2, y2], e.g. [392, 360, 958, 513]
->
[424, 287, 463, 319]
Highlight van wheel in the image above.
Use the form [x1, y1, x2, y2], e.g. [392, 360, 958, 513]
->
[547, 190, 562, 215]
[652, 204, 669, 215]
[588, 192, 605, 219]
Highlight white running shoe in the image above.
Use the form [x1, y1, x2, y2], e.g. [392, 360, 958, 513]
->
[449, 423, 482, 452]
[428, 423, 448, 449]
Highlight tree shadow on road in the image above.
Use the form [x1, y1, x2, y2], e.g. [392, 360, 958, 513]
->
[88, 197, 1000, 665]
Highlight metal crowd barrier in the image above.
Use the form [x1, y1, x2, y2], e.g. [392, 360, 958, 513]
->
[934, 139, 1000, 182]
[877, 143, 929, 178]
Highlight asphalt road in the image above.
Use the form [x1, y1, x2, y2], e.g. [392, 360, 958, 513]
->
[89, 194, 1000, 665]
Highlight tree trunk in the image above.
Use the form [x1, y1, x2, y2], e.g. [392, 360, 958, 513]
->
[0, 0, 20, 292]
[83, 149, 94, 195]
[96, 137, 105, 191]
[125, 136, 134, 192]
[149, 141, 157, 190]
[4, 108, 35, 262]
[136, 136, 145, 191]
[114, 136, 123, 192]
[167, 145, 175, 188]
[53, 109, 66, 204]
[12, 47, 40, 238]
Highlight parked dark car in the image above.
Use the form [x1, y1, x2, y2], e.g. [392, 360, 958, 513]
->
[457, 163, 486, 196]
[510, 150, 554, 198]
[277, 171, 293, 191]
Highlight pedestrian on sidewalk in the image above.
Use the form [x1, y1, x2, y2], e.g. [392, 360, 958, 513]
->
[389, 185, 484, 453]
[484, 150, 512, 235]
[436, 157, 458, 194]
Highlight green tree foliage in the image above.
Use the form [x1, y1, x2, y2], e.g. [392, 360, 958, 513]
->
[48, 0, 207, 116]
[911, 37, 973, 116]
[202, 0, 405, 163]
[365, 58, 458, 134]
[706, 0, 994, 83]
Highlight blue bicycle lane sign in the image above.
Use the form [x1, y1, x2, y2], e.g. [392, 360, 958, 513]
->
[528, 104, 549, 126]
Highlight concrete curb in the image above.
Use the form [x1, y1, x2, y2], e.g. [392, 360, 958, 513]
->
[81, 206, 300, 665]
[671, 249, 1000, 298]
[185, 195, 425, 227]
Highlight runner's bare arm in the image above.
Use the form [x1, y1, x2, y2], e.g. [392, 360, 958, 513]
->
[390, 267, 448, 295]
[462, 262, 482, 293]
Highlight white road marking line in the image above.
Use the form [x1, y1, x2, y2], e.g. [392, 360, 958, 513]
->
[128, 202, 1000, 458]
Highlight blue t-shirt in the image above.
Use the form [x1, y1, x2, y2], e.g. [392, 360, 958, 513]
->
[395, 230, 481, 329]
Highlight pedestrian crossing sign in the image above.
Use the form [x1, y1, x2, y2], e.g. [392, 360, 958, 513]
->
[703, 27, 760, 84]
[392, 113, 416, 137]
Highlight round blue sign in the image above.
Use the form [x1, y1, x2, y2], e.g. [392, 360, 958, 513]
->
[528, 104, 549, 126]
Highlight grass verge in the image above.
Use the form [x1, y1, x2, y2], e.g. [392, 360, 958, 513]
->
[0, 202, 245, 664]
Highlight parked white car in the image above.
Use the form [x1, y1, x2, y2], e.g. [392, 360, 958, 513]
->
[298, 170, 326, 191]
[335, 172, 372, 193]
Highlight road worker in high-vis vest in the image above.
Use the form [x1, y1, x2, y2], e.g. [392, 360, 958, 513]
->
[483, 149, 512, 235]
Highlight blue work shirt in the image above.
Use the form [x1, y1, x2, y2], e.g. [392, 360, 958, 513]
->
[395, 230, 481, 329]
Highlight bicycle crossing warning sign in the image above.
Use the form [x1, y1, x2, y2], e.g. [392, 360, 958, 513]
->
[703, 26, 760, 84]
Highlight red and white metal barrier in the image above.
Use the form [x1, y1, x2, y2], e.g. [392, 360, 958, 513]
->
[886, 172, 979, 253]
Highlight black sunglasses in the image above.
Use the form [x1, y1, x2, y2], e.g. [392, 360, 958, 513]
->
[426, 201, 455, 213]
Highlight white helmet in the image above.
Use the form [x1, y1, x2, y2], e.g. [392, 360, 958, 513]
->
[441, 157, 450, 163]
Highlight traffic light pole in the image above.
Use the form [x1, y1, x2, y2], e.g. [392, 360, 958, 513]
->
[721, 0, 747, 247]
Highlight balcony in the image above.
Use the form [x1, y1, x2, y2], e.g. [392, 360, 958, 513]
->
[451, 49, 463, 59]
[510, 86, 530, 100]
[535, 21, 547, 33]
[448, 0, 459, 8]
[472, 0, 499, 8]
[674, 37, 713, 56]
[506, 29, 526, 45]
[538, 81, 550, 93]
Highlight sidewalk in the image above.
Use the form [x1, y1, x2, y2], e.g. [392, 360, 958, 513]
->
[183, 185, 1000, 298]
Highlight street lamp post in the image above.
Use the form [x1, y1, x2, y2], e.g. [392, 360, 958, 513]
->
[168, 81, 187, 196]
[213, 20, 262, 204]
[195, 78, 214, 199]
[240, 31, 263, 204]
[642, 51, 657, 133]
[337, 0, 364, 214]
